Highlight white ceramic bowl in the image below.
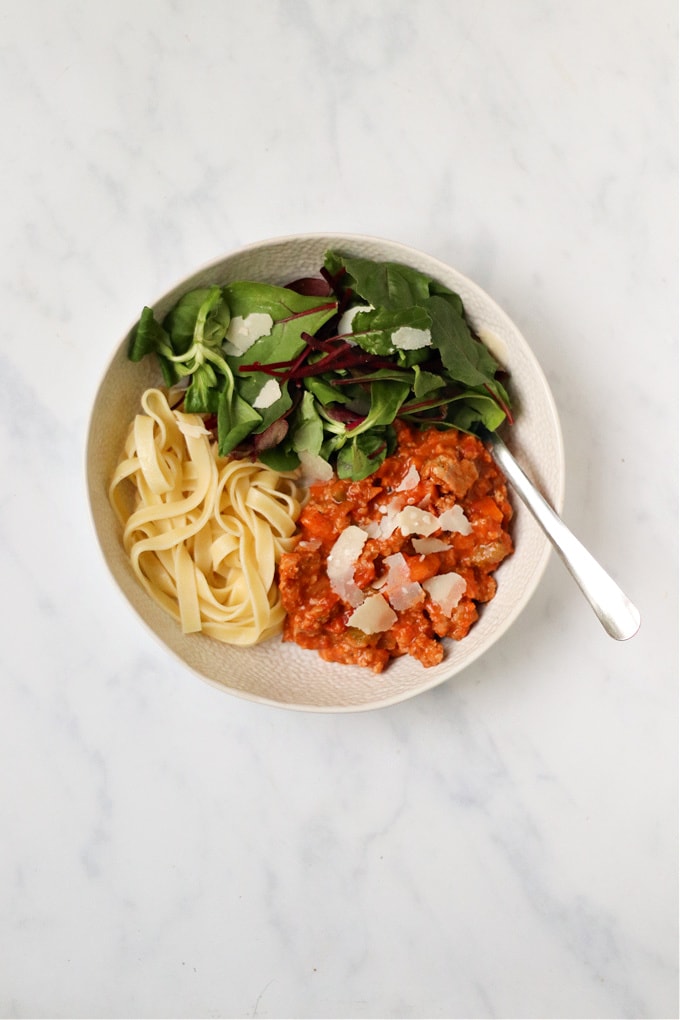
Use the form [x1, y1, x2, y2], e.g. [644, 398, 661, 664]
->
[86, 233, 564, 711]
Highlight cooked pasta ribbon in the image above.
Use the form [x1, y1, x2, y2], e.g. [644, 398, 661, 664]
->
[109, 388, 304, 645]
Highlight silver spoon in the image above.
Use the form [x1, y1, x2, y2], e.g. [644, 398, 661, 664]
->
[483, 430, 641, 640]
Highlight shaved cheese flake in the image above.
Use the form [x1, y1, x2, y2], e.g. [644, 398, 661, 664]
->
[396, 463, 420, 491]
[252, 378, 282, 409]
[412, 537, 450, 554]
[382, 553, 425, 611]
[347, 594, 397, 634]
[378, 502, 400, 538]
[297, 449, 334, 484]
[439, 505, 472, 535]
[336, 303, 373, 338]
[422, 572, 467, 616]
[223, 312, 273, 355]
[362, 521, 382, 539]
[397, 505, 440, 536]
[392, 326, 432, 350]
[327, 525, 368, 607]
[176, 417, 212, 440]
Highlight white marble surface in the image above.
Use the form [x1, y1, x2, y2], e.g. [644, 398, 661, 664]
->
[1, 1, 677, 1017]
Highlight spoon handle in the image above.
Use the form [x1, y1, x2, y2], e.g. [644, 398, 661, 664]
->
[485, 432, 640, 641]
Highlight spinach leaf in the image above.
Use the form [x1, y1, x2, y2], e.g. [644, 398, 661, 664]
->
[184, 362, 220, 413]
[424, 294, 501, 388]
[217, 381, 262, 456]
[325, 252, 431, 309]
[349, 305, 432, 355]
[223, 281, 334, 322]
[258, 445, 300, 472]
[129, 306, 170, 361]
[303, 375, 352, 406]
[164, 287, 230, 355]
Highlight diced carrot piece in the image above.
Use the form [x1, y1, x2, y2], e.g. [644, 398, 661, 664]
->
[405, 553, 441, 582]
[471, 496, 504, 522]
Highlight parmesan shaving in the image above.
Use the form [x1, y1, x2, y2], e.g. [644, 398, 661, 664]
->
[422, 572, 467, 615]
[336, 303, 373, 337]
[297, 449, 334, 484]
[439, 505, 472, 535]
[327, 525, 368, 607]
[347, 594, 397, 634]
[392, 326, 433, 350]
[397, 505, 440, 536]
[176, 418, 213, 440]
[223, 312, 274, 356]
[253, 378, 282, 409]
[396, 464, 420, 491]
[382, 553, 425, 611]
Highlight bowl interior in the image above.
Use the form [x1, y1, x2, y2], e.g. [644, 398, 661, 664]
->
[86, 233, 564, 711]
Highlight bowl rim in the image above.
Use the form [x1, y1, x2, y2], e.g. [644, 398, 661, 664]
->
[85, 231, 565, 712]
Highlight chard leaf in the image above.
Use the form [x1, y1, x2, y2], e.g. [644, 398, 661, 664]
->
[229, 302, 338, 381]
[222, 282, 337, 322]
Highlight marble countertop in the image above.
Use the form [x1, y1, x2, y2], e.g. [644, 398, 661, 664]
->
[1, 2, 677, 1017]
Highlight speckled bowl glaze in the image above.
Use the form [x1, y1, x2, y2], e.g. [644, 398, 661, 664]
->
[86, 233, 564, 711]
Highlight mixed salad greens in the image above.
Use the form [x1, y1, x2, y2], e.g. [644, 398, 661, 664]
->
[129, 251, 513, 481]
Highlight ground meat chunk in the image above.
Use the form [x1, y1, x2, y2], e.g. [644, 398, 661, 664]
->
[423, 454, 479, 498]
[278, 422, 513, 673]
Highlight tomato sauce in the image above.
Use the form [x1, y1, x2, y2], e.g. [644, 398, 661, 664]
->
[277, 422, 513, 673]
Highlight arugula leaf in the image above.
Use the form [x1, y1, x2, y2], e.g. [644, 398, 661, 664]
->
[345, 379, 411, 439]
[413, 365, 447, 399]
[336, 432, 392, 481]
[292, 391, 324, 456]
[303, 375, 352, 406]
